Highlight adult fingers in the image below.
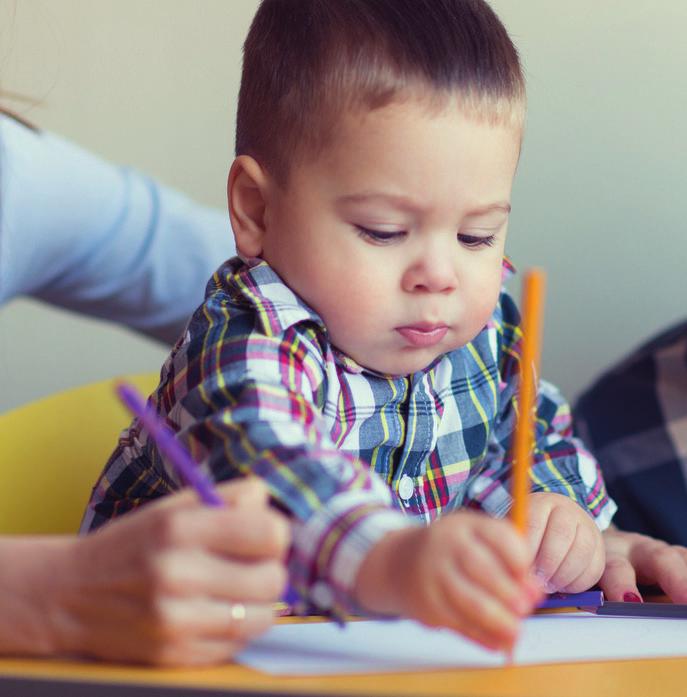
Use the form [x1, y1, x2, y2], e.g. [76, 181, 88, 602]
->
[143, 477, 270, 515]
[597, 551, 640, 602]
[145, 638, 245, 667]
[74, 600, 258, 667]
[600, 536, 687, 603]
[147, 550, 287, 603]
[639, 544, 687, 603]
[152, 596, 276, 643]
[216, 477, 270, 508]
[148, 504, 291, 560]
[206, 506, 291, 559]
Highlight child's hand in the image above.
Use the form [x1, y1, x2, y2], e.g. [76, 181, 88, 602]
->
[527, 492, 604, 593]
[354, 512, 542, 651]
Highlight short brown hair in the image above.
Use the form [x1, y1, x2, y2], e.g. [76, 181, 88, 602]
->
[236, 0, 525, 184]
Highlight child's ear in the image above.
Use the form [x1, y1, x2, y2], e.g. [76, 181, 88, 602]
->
[228, 155, 270, 259]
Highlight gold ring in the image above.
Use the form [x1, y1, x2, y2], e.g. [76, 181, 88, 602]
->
[230, 603, 247, 623]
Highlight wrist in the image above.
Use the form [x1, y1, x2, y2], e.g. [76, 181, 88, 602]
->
[353, 526, 417, 615]
[0, 536, 81, 657]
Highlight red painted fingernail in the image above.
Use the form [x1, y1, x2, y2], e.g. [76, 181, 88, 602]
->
[623, 592, 643, 603]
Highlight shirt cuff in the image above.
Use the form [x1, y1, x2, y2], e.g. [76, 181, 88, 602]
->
[289, 490, 416, 619]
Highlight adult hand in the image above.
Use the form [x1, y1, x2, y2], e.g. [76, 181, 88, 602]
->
[600, 525, 687, 603]
[0, 478, 289, 665]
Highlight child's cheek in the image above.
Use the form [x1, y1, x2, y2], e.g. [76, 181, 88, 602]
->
[474, 280, 502, 327]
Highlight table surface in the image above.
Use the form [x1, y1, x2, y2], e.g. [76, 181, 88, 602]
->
[2, 650, 687, 697]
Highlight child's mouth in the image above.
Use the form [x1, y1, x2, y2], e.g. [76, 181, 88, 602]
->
[395, 324, 448, 348]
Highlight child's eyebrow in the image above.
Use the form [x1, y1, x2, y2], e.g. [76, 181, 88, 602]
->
[464, 202, 512, 217]
[338, 194, 512, 220]
[336, 192, 423, 213]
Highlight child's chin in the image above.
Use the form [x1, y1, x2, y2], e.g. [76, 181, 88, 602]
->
[368, 351, 444, 377]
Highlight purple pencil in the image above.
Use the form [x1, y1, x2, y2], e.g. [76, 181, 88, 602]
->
[115, 381, 300, 608]
[537, 591, 604, 610]
[116, 382, 223, 506]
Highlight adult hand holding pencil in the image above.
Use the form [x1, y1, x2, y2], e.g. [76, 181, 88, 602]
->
[112, 382, 293, 660]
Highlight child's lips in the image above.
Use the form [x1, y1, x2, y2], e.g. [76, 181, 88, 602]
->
[395, 323, 448, 348]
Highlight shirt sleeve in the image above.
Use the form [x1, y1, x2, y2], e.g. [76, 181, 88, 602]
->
[0, 114, 232, 343]
[83, 290, 412, 616]
[465, 291, 617, 530]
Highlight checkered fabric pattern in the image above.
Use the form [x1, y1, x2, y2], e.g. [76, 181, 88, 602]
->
[83, 257, 615, 615]
[575, 320, 687, 546]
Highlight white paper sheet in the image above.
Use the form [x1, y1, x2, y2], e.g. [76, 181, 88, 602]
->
[237, 614, 687, 675]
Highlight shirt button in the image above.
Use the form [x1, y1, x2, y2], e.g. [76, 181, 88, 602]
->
[311, 582, 334, 609]
[398, 475, 414, 501]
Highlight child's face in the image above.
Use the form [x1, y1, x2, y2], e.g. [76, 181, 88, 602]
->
[260, 97, 521, 376]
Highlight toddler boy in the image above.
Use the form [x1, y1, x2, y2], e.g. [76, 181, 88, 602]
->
[84, 0, 615, 651]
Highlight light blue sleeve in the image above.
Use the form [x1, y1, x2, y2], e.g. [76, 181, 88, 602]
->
[0, 114, 234, 343]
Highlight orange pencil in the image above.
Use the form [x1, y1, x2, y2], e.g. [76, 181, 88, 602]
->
[510, 268, 546, 535]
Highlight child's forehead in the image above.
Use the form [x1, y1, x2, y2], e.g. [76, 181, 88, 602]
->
[297, 95, 522, 172]
[281, 99, 521, 216]
[299, 87, 523, 162]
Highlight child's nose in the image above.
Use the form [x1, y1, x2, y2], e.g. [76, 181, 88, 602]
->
[401, 255, 457, 294]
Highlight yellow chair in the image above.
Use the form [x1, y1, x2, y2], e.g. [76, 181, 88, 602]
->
[0, 373, 158, 535]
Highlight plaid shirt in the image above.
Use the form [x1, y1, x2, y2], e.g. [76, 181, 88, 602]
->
[575, 319, 687, 546]
[83, 257, 615, 615]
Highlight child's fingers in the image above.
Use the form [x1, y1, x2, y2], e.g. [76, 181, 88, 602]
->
[454, 535, 534, 615]
[525, 498, 551, 563]
[444, 616, 517, 653]
[438, 565, 521, 650]
[531, 507, 576, 591]
[475, 521, 532, 577]
[547, 523, 600, 592]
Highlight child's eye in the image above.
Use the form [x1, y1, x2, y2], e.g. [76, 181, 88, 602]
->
[355, 225, 406, 244]
[457, 233, 497, 248]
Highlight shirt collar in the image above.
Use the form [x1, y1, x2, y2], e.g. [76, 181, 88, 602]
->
[502, 255, 516, 282]
[214, 256, 326, 338]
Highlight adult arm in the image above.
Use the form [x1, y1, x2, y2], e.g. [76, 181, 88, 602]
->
[0, 479, 288, 665]
[0, 113, 233, 343]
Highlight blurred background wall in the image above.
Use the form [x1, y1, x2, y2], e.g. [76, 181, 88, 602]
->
[1, 0, 685, 412]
